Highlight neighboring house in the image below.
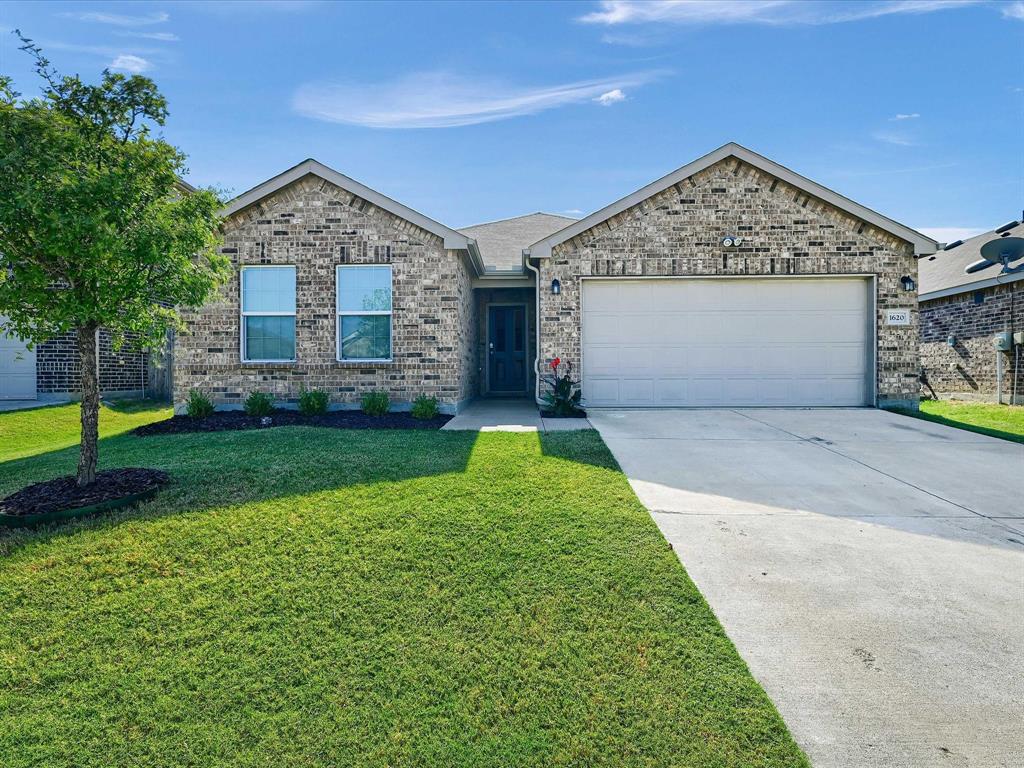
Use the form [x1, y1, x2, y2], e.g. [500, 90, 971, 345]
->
[919, 220, 1024, 403]
[174, 142, 938, 414]
[0, 324, 152, 402]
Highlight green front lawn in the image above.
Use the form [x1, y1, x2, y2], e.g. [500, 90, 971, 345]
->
[913, 400, 1024, 443]
[0, 400, 172, 463]
[0, 409, 807, 767]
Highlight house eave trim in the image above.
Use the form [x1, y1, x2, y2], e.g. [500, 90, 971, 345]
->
[526, 142, 939, 258]
[221, 159, 474, 253]
[920, 271, 1024, 302]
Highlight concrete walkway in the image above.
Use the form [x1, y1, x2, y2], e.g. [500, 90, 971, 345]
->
[589, 407, 1024, 768]
[0, 399, 50, 413]
[442, 398, 590, 432]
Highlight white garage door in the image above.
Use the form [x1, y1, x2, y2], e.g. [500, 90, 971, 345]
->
[0, 317, 36, 400]
[582, 277, 872, 407]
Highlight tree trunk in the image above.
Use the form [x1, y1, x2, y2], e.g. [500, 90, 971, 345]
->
[77, 324, 100, 487]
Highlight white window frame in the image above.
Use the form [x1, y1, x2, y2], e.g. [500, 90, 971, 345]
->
[336, 264, 393, 363]
[240, 265, 297, 363]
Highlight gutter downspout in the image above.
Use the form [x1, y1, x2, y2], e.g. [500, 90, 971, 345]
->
[523, 249, 543, 406]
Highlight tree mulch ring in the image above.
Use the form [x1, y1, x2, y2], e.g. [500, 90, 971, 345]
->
[0, 468, 169, 521]
[133, 409, 452, 437]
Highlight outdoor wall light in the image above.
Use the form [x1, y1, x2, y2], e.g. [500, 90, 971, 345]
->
[947, 334, 957, 347]
[900, 275, 916, 291]
[551, 278, 561, 295]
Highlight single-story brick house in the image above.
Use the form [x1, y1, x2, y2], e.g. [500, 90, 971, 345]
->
[173, 143, 938, 414]
[919, 219, 1023, 404]
[0, 323, 156, 403]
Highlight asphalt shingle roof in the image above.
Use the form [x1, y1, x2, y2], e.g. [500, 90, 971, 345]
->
[919, 220, 1024, 299]
[459, 213, 577, 272]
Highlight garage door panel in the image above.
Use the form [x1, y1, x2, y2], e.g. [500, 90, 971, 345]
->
[0, 317, 37, 400]
[582, 278, 871, 407]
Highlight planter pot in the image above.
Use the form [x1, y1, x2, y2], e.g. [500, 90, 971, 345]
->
[0, 487, 160, 529]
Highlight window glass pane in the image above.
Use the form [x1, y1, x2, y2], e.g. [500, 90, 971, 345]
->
[245, 315, 295, 360]
[242, 267, 296, 313]
[340, 315, 391, 360]
[338, 266, 392, 312]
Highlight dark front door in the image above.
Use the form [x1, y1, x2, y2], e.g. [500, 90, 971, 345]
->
[488, 305, 527, 393]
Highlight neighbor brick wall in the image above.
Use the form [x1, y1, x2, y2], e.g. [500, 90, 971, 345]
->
[537, 156, 921, 408]
[920, 282, 1023, 401]
[174, 175, 476, 413]
[37, 329, 147, 396]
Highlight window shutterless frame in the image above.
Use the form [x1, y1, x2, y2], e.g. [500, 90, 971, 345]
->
[336, 264, 393, 362]
[239, 265, 297, 363]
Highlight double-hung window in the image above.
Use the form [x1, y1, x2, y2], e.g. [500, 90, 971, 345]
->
[240, 266, 296, 362]
[337, 265, 392, 361]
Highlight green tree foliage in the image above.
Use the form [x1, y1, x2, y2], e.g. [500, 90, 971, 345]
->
[0, 33, 228, 485]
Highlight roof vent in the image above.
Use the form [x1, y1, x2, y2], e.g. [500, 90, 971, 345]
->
[943, 239, 963, 250]
[995, 221, 1020, 234]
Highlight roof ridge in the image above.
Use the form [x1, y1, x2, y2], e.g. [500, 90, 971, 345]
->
[458, 211, 578, 230]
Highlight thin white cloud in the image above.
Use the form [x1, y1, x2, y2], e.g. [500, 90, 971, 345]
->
[293, 71, 661, 129]
[1003, 1, 1024, 20]
[61, 11, 170, 27]
[110, 54, 151, 73]
[594, 88, 626, 106]
[116, 31, 179, 41]
[561, 209, 584, 216]
[917, 227, 987, 243]
[580, 0, 978, 26]
[890, 112, 920, 120]
[872, 130, 916, 146]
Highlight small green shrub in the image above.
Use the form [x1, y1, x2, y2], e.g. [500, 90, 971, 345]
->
[361, 390, 390, 417]
[185, 390, 214, 419]
[244, 390, 274, 417]
[410, 394, 439, 421]
[298, 388, 329, 416]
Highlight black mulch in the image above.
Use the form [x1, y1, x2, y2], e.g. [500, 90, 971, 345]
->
[540, 409, 588, 419]
[0, 468, 169, 518]
[133, 409, 452, 436]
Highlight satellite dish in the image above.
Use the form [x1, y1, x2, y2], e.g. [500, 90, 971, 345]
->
[964, 236, 1024, 275]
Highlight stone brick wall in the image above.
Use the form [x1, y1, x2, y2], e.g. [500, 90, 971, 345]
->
[920, 282, 1023, 402]
[536, 156, 921, 408]
[37, 330, 147, 397]
[174, 175, 476, 413]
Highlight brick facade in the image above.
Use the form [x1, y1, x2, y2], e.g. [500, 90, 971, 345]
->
[36, 329, 148, 398]
[536, 156, 921, 408]
[920, 282, 1023, 402]
[174, 176, 476, 413]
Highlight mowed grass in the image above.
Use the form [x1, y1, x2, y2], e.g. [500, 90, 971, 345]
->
[0, 400, 172, 462]
[0, 409, 808, 768]
[913, 400, 1024, 443]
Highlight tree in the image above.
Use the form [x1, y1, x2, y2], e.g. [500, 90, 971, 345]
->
[0, 33, 229, 486]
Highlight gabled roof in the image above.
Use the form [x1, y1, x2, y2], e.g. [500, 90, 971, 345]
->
[221, 159, 478, 256]
[459, 213, 577, 272]
[919, 220, 1024, 301]
[525, 142, 939, 259]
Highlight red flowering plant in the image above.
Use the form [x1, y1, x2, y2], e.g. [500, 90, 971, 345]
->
[541, 357, 583, 416]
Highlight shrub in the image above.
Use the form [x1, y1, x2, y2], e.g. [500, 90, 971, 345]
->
[541, 357, 583, 416]
[244, 390, 274, 417]
[298, 388, 329, 416]
[361, 390, 390, 417]
[185, 390, 214, 419]
[410, 394, 439, 421]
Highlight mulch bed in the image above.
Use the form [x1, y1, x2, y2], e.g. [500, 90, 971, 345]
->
[0, 468, 169, 518]
[540, 409, 588, 419]
[134, 409, 452, 436]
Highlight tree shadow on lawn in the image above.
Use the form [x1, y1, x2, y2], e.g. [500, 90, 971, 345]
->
[894, 407, 1024, 444]
[0, 425, 478, 554]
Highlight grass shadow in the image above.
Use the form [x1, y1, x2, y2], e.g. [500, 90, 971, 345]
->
[538, 429, 621, 470]
[893, 407, 1024, 444]
[0, 426, 478, 555]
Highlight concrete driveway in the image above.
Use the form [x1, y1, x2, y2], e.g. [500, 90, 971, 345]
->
[589, 408, 1023, 768]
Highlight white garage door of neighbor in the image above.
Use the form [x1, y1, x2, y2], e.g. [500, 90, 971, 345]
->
[582, 277, 873, 407]
[0, 317, 37, 400]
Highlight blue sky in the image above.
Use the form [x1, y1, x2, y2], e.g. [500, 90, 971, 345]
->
[1, 0, 1022, 241]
